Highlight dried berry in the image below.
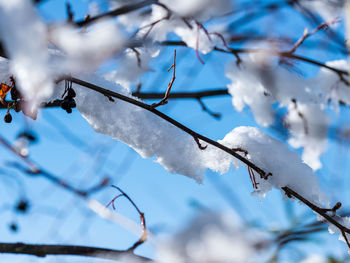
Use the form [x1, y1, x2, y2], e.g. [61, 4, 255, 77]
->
[68, 99, 76, 108]
[14, 102, 21, 112]
[61, 100, 70, 110]
[67, 88, 76, 98]
[4, 112, 12, 123]
[61, 97, 76, 114]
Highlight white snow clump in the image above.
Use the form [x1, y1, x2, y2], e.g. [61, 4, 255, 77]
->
[225, 56, 338, 170]
[64, 75, 326, 205]
[0, 0, 53, 105]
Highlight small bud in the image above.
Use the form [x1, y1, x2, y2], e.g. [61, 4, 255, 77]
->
[332, 202, 342, 211]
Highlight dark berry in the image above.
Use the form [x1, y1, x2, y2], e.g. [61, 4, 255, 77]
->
[67, 88, 76, 98]
[68, 99, 76, 108]
[4, 112, 12, 123]
[14, 102, 21, 112]
[11, 87, 22, 101]
[61, 100, 70, 110]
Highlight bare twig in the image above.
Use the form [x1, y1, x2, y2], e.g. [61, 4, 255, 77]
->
[247, 166, 258, 189]
[66, 2, 74, 22]
[151, 50, 177, 108]
[130, 48, 142, 68]
[196, 98, 221, 119]
[288, 19, 338, 54]
[106, 194, 124, 210]
[108, 186, 147, 251]
[135, 6, 171, 40]
[195, 25, 205, 64]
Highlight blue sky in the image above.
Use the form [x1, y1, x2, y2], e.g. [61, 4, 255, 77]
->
[0, 0, 349, 262]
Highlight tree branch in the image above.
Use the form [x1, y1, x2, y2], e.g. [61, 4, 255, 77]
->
[0, 89, 230, 109]
[160, 41, 349, 82]
[67, 76, 268, 179]
[282, 186, 350, 247]
[75, 0, 158, 27]
[64, 76, 350, 250]
[0, 242, 152, 262]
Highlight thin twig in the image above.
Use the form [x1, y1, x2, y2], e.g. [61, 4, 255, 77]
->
[196, 98, 221, 119]
[289, 19, 338, 54]
[109, 186, 147, 251]
[291, 99, 309, 135]
[195, 25, 205, 64]
[151, 50, 177, 108]
[0, 135, 108, 197]
[282, 186, 350, 250]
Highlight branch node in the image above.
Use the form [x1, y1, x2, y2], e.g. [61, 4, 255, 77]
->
[193, 136, 207, 150]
